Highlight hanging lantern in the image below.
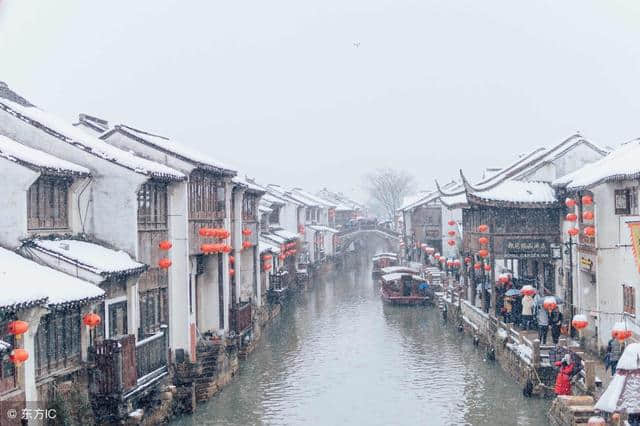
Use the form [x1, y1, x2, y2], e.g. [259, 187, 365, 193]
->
[477, 224, 489, 233]
[199, 227, 211, 237]
[584, 226, 595, 237]
[7, 320, 28, 337]
[158, 258, 172, 269]
[581, 195, 593, 205]
[9, 348, 28, 367]
[474, 262, 482, 270]
[447, 240, 456, 246]
[498, 274, 509, 284]
[447, 230, 456, 237]
[612, 322, 632, 342]
[571, 314, 588, 330]
[565, 198, 576, 208]
[158, 240, 173, 250]
[543, 296, 557, 312]
[582, 211, 594, 221]
[229, 268, 235, 276]
[565, 213, 577, 222]
[483, 264, 491, 272]
[478, 236, 489, 245]
[464, 257, 472, 264]
[567, 227, 579, 237]
[82, 312, 101, 329]
[229, 255, 235, 264]
[242, 228, 252, 236]
[278, 254, 286, 261]
[263, 254, 273, 261]
[242, 241, 252, 249]
[447, 220, 456, 226]
[478, 249, 489, 258]
[262, 264, 272, 271]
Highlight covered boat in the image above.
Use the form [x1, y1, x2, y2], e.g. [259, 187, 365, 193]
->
[379, 272, 431, 305]
[372, 252, 398, 277]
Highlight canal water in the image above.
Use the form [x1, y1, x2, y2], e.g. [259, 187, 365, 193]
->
[173, 266, 550, 426]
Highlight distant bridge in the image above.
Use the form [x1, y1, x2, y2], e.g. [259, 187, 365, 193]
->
[336, 224, 401, 254]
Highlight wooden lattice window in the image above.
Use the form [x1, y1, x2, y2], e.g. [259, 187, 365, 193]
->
[243, 193, 257, 221]
[27, 176, 70, 230]
[34, 308, 81, 378]
[623, 284, 636, 316]
[615, 189, 631, 215]
[139, 287, 167, 337]
[188, 171, 225, 220]
[137, 181, 168, 230]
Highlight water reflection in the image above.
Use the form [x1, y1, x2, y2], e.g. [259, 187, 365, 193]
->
[172, 267, 549, 426]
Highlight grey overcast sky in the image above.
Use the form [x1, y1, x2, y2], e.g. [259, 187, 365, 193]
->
[1, 1, 640, 202]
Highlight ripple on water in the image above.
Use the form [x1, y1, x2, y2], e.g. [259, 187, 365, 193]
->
[171, 270, 549, 426]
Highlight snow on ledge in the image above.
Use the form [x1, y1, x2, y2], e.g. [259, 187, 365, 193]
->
[0, 248, 104, 309]
[0, 135, 90, 176]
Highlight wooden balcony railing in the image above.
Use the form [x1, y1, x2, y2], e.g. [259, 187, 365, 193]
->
[136, 328, 168, 383]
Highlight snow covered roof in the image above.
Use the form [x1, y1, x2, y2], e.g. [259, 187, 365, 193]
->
[316, 188, 365, 211]
[258, 204, 273, 214]
[0, 135, 90, 176]
[261, 232, 287, 245]
[259, 238, 281, 254]
[595, 343, 640, 414]
[381, 266, 419, 274]
[24, 239, 147, 279]
[233, 175, 265, 194]
[74, 113, 110, 134]
[271, 228, 299, 241]
[0, 340, 11, 355]
[105, 125, 235, 176]
[372, 252, 398, 260]
[308, 225, 339, 233]
[0, 96, 185, 181]
[381, 272, 425, 282]
[554, 140, 640, 191]
[467, 181, 557, 206]
[0, 248, 104, 310]
[291, 188, 336, 208]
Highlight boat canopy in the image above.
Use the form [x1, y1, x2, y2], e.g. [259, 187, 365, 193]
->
[381, 266, 419, 275]
[381, 272, 427, 283]
[372, 252, 398, 260]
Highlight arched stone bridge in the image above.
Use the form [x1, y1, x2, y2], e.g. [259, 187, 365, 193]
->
[336, 224, 401, 254]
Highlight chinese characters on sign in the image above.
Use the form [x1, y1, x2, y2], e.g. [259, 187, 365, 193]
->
[504, 240, 551, 259]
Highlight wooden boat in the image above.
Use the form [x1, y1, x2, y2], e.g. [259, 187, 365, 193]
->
[379, 272, 431, 305]
[371, 253, 398, 277]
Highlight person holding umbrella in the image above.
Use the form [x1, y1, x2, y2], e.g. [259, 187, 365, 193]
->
[521, 288, 535, 330]
[534, 293, 549, 344]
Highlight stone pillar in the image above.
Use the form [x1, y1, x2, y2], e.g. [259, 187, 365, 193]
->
[222, 181, 233, 334]
[254, 244, 261, 308]
[232, 188, 244, 305]
[167, 180, 190, 353]
[126, 276, 139, 340]
[18, 306, 47, 425]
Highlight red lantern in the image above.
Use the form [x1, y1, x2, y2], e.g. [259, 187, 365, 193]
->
[543, 297, 557, 312]
[478, 224, 489, 233]
[447, 220, 456, 226]
[278, 254, 286, 261]
[158, 240, 172, 250]
[229, 268, 235, 276]
[474, 262, 482, 270]
[565, 198, 576, 208]
[242, 241, 252, 249]
[223, 244, 232, 253]
[478, 249, 489, 258]
[263, 254, 273, 261]
[571, 314, 588, 330]
[584, 226, 595, 237]
[567, 227, 579, 237]
[83, 312, 101, 329]
[464, 257, 472, 264]
[199, 227, 211, 237]
[612, 322, 632, 342]
[581, 195, 593, 205]
[565, 213, 577, 222]
[483, 264, 491, 272]
[447, 230, 456, 237]
[262, 264, 272, 271]
[229, 255, 235, 263]
[583, 211, 594, 221]
[242, 228, 252, 236]
[7, 320, 28, 337]
[158, 258, 172, 269]
[478, 236, 489, 245]
[447, 240, 456, 246]
[9, 348, 28, 366]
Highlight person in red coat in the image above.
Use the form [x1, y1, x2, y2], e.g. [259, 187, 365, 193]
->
[554, 354, 574, 396]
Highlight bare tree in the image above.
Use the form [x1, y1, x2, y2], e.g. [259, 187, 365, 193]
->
[364, 168, 414, 224]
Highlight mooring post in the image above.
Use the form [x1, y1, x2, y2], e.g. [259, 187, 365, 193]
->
[532, 339, 540, 369]
[584, 360, 595, 393]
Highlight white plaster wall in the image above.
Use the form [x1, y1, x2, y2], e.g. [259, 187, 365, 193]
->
[0, 159, 38, 248]
[240, 248, 254, 302]
[197, 254, 221, 333]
